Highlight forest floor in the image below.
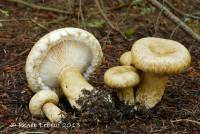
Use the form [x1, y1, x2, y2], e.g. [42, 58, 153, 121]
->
[0, 0, 200, 133]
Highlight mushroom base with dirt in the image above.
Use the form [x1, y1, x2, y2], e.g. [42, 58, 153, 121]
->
[117, 87, 136, 105]
[58, 67, 94, 109]
[136, 72, 168, 109]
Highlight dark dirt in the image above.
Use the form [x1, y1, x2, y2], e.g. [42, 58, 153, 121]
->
[0, 0, 200, 133]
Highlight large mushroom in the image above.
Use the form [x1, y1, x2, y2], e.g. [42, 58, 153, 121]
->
[104, 66, 140, 105]
[25, 27, 103, 110]
[131, 37, 191, 109]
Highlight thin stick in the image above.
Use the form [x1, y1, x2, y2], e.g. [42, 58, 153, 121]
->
[171, 119, 200, 126]
[0, 18, 30, 22]
[147, 0, 200, 43]
[79, 0, 86, 28]
[47, 17, 68, 24]
[8, 0, 70, 15]
[164, 0, 200, 20]
[94, 0, 127, 40]
[0, 48, 30, 68]
[107, 3, 130, 11]
[94, 0, 115, 30]
[31, 19, 49, 32]
[170, 24, 180, 39]
[154, 0, 164, 36]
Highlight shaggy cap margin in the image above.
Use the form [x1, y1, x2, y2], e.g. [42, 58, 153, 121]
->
[25, 27, 103, 93]
[131, 37, 191, 74]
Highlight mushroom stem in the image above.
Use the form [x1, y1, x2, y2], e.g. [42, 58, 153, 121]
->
[42, 102, 65, 123]
[29, 89, 65, 123]
[58, 67, 93, 109]
[117, 88, 135, 105]
[136, 72, 168, 109]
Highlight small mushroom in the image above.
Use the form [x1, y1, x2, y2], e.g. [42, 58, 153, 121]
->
[104, 66, 140, 105]
[131, 37, 191, 109]
[25, 27, 103, 109]
[29, 90, 66, 123]
[120, 51, 132, 66]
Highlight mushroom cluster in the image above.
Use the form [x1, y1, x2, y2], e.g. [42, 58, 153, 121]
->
[26, 27, 103, 122]
[26, 30, 191, 122]
[104, 37, 191, 110]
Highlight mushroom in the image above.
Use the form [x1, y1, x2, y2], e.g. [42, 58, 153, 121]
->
[25, 27, 103, 109]
[119, 51, 132, 66]
[29, 89, 66, 123]
[131, 37, 191, 109]
[104, 66, 140, 105]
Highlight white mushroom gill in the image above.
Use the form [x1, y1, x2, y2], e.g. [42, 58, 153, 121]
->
[39, 40, 92, 88]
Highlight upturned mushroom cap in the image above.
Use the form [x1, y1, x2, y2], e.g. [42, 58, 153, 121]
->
[29, 89, 59, 117]
[25, 27, 103, 94]
[131, 37, 191, 74]
[104, 66, 140, 89]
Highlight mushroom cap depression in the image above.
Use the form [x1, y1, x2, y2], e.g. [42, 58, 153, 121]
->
[104, 66, 140, 89]
[25, 28, 103, 94]
[29, 89, 59, 117]
[131, 37, 191, 74]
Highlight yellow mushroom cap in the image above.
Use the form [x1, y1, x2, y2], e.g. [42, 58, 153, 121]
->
[120, 51, 132, 66]
[104, 66, 140, 89]
[131, 37, 191, 74]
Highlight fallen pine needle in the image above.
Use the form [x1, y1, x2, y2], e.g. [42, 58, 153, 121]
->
[171, 119, 200, 126]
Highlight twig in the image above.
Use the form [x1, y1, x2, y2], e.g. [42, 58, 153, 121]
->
[94, 0, 115, 30]
[154, 0, 165, 36]
[66, 0, 74, 13]
[0, 48, 30, 68]
[107, 3, 130, 11]
[47, 17, 68, 24]
[164, 0, 200, 20]
[31, 19, 49, 32]
[192, 12, 200, 16]
[170, 24, 180, 39]
[8, 0, 70, 15]
[195, 0, 200, 3]
[99, 0, 106, 11]
[154, 10, 163, 36]
[147, 0, 200, 43]
[0, 18, 30, 22]
[107, 0, 142, 11]
[94, 0, 127, 40]
[171, 119, 200, 126]
[79, 0, 86, 28]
